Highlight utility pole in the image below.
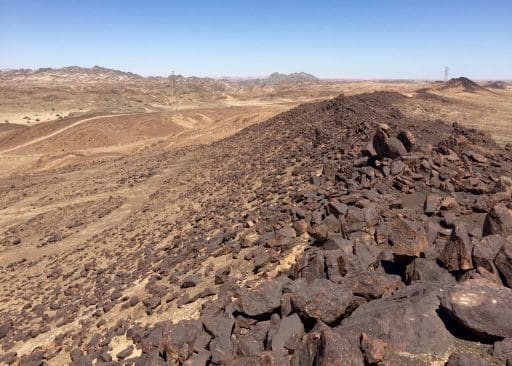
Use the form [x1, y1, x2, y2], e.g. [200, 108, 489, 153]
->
[444, 66, 449, 82]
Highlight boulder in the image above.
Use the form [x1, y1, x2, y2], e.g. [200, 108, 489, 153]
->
[387, 217, 428, 258]
[180, 274, 202, 288]
[291, 325, 364, 366]
[424, 194, 441, 216]
[235, 321, 269, 357]
[441, 278, 512, 339]
[373, 129, 407, 159]
[397, 130, 416, 152]
[495, 238, 512, 287]
[440, 224, 474, 271]
[335, 283, 467, 364]
[473, 235, 506, 283]
[483, 203, 512, 237]
[290, 279, 362, 325]
[239, 279, 285, 318]
[405, 258, 455, 285]
[270, 313, 304, 352]
[202, 316, 234, 338]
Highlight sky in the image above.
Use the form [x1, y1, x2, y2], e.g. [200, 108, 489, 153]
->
[0, 0, 511, 79]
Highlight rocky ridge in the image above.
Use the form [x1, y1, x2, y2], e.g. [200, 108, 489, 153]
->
[1, 92, 512, 365]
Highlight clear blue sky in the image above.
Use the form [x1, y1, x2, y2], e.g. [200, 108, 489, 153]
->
[1, 0, 511, 79]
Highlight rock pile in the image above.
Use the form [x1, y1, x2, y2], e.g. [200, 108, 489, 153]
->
[122, 94, 512, 365]
[2, 92, 512, 365]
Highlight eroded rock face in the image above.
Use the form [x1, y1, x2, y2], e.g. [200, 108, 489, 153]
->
[441, 279, 512, 339]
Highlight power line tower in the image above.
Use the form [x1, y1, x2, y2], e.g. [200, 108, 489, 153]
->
[170, 70, 175, 104]
[444, 66, 450, 82]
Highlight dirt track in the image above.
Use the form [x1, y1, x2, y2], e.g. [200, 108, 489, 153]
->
[0, 113, 134, 154]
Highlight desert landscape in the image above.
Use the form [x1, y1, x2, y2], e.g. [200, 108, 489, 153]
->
[0, 65, 511, 365]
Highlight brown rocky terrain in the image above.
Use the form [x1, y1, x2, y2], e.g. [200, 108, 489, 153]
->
[1, 89, 512, 365]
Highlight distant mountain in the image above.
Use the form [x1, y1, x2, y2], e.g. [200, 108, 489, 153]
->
[0, 67, 321, 89]
[485, 81, 508, 90]
[265, 72, 318, 84]
[0, 66, 144, 84]
[240, 72, 319, 87]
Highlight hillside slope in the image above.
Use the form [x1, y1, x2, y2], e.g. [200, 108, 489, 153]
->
[1, 92, 512, 365]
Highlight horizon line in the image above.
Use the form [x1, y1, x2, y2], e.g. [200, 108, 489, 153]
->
[1, 65, 511, 82]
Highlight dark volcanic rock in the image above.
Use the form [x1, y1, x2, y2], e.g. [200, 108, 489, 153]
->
[483, 203, 512, 237]
[335, 283, 463, 364]
[373, 128, 407, 159]
[397, 130, 416, 152]
[495, 238, 512, 287]
[290, 279, 363, 325]
[440, 224, 474, 271]
[441, 278, 512, 339]
[270, 313, 304, 352]
[291, 325, 364, 366]
[387, 217, 428, 258]
[238, 279, 284, 318]
[405, 258, 455, 284]
[180, 273, 202, 288]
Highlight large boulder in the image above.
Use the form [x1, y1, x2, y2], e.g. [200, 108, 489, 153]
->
[441, 278, 512, 339]
[373, 128, 407, 159]
[334, 283, 474, 365]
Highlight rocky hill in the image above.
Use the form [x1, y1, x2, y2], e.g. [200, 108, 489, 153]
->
[440, 77, 489, 93]
[486, 81, 508, 90]
[0, 67, 318, 88]
[265, 72, 318, 84]
[241, 72, 319, 87]
[1, 92, 512, 365]
[0, 66, 144, 84]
